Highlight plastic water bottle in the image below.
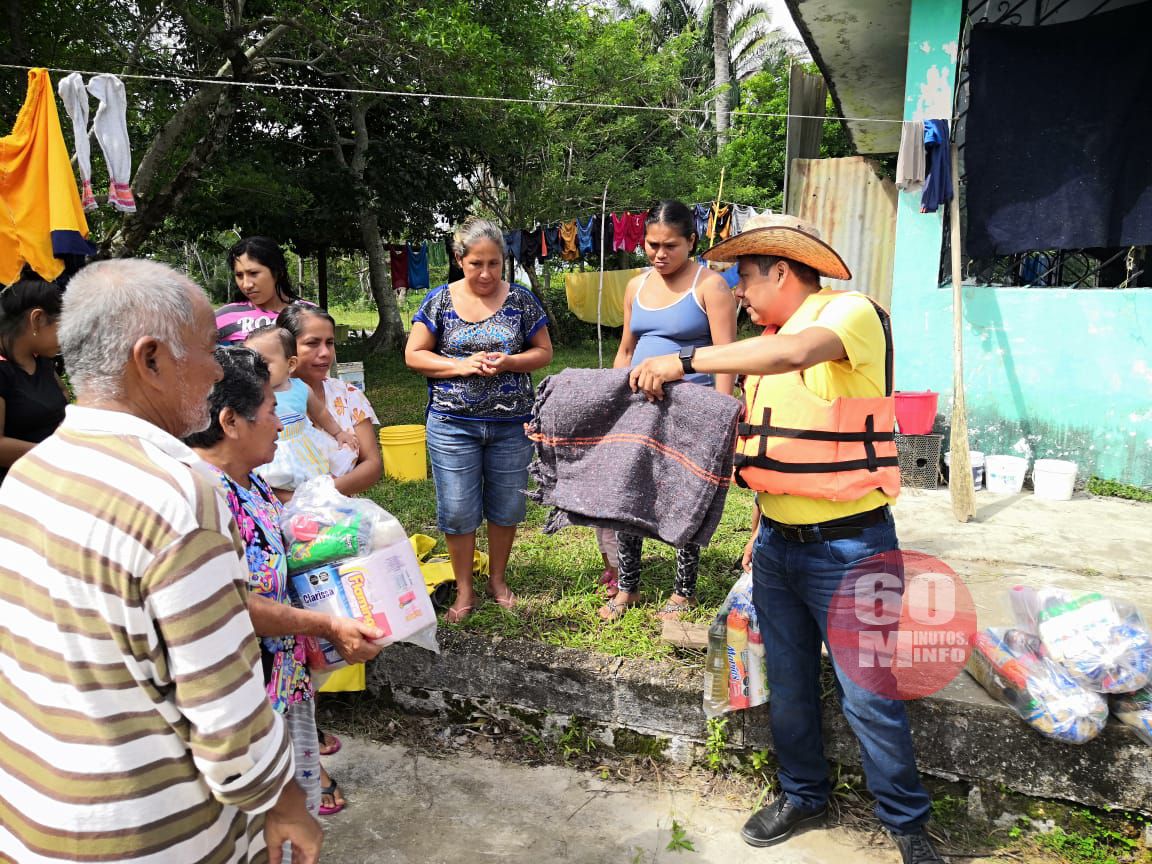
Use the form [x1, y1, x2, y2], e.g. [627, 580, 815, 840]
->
[727, 611, 750, 710]
[703, 617, 730, 716]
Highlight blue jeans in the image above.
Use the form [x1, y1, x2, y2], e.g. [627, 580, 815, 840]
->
[425, 413, 533, 535]
[750, 509, 932, 833]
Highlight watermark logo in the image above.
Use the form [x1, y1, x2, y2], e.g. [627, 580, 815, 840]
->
[826, 551, 977, 700]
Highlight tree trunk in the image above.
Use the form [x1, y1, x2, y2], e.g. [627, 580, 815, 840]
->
[360, 209, 406, 354]
[317, 247, 329, 309]
[713, 0, 731, 149]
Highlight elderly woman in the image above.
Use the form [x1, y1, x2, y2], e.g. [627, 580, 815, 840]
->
[216, 237, 311, 344]
[0, 279, 69, 485]
[185, 346, 383, 823]
[404, 216, 553, 623]
[277, 304, 383, 495]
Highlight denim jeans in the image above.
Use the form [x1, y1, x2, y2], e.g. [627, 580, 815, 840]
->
[425, 413, 533, 535]
[750, 509, 932, 833]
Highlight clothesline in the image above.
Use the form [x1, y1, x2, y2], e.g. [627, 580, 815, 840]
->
[0, 62, 906, 125]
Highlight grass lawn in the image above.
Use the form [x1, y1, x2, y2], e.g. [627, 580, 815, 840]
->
[333, 331, 756, 663]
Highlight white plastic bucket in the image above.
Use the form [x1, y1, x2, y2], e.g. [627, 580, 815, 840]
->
[1033, 459, 1077, 501]
[944, 450, 985, 490]
[985, 455, 1028, 494]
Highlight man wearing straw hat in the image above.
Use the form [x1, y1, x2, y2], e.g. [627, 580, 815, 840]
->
[630, 214, 942, 864]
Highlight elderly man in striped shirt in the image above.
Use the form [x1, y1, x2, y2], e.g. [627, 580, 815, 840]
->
[0, 260, 321, 863]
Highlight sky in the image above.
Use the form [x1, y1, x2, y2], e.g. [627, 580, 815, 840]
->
[637, 0, 804, 43]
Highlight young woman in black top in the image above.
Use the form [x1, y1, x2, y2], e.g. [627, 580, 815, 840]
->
[0, 280, 68, 484]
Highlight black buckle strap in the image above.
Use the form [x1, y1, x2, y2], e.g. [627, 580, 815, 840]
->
[763, 505, 890, 544]
[733, 453, 899, 473]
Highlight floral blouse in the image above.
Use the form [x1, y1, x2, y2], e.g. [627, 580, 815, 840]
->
[322, 376, 379, 432]
[212, 467, 312, 712]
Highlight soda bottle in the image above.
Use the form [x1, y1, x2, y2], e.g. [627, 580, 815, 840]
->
[727, 611, 750, 709]
[703, 616, 730, 716]
[747, 618, 768, 705]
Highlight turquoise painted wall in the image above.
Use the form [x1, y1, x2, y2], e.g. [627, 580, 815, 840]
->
[891, 0, 1152, 486]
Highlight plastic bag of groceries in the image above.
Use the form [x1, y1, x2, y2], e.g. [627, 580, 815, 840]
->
[702, 571, 769, 718]
[281, 476, 439, 667]
[967, 627, 1108, 744]
[1009, 586, 1152, 694]
[1110, 685, 1152, 746]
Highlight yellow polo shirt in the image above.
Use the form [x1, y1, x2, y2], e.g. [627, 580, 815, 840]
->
[756, 288, 895, 525]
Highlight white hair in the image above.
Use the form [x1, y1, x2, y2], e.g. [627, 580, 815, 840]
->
[452, 216, 505, 259]
[59, 259, 201, 401]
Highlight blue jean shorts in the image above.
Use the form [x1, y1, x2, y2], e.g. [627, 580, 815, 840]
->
[425, 412, 533, 535]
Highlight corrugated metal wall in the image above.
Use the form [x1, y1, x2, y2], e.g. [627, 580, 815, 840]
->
[787, 156, 898, 307]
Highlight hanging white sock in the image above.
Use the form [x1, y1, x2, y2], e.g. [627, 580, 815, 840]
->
[86, 74, 136, 213]
[57, 73, 96, 212]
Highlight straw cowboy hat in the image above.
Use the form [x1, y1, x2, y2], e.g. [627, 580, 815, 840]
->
[702, 213, 851, 280]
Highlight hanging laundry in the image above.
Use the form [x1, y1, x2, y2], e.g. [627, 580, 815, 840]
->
[543, 223, 561, 260]
[920, 120, 952, 214]
[502, 230, 522, 263]
[624, 212, 646, 252]
[610, 212, 628, 252]
[539, 225, 548, 259]
[427, 237, 448, 270]
[520, 226, 543, 268]
[693, 203, 710, 240]
[558, 220, 580, 261]
[707, 203, 732, 246]
[729, 204, 763, 236]
[85, 74, 136, 213]
[407, 241, 430, 290]
[0, 68, 96, 284]
[388, 244, 409, 291]
[576, 215, 597, 258]
[599, 214, 614, 257]
[446, 236, 464, 282]
[895, 120, 926, 192]
[563, 267, 643, 328]
[57, 73, 95, 211]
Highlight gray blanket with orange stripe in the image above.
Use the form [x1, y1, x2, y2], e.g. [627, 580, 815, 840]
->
[527, 368, 742, 547]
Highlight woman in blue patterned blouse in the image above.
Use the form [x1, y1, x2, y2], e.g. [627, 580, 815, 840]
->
[405, 217, 554, 623]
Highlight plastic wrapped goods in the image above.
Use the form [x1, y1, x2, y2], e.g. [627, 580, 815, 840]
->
[1110, 686, 1152, 746]
[967, 627, 1108, 744]
[701, 572, 769, 718]
[1032, 590, 1152, 694]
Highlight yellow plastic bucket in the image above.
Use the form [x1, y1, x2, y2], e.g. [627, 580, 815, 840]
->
[378, 424, 427, 481]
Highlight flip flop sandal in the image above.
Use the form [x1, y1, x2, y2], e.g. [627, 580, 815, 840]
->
[318, 779, 345, 816]
[486, 589, 517, 610]
[656, 599, 698, 620]
[598, 597, 637, 622]
[318, 732, 342, 756]
[444, 604, 477, 624]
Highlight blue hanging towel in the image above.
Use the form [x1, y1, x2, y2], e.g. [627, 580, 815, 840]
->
[693, 203, 710, 240]
[576, 216, 597, 257]
[920, 119, 953, 214]
[407, 241, 430, 289]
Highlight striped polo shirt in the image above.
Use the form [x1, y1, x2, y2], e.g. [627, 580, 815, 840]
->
[0, 406, 292, 863]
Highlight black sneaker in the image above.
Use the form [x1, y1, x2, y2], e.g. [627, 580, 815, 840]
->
[891, 830, 945, 863]
[740, 794, 828, 847]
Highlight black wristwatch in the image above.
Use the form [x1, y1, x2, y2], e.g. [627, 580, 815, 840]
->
[678, 345, 696, 375]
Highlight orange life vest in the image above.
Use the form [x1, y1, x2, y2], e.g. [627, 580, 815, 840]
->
[734, 292, 901, 501]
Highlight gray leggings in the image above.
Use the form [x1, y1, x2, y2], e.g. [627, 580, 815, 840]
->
[615, 532, 701, 598]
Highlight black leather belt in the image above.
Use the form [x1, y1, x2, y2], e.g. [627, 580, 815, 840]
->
[763, 505, 890, 543]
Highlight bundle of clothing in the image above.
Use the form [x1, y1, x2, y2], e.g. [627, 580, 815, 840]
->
[527, 368, 742, 548]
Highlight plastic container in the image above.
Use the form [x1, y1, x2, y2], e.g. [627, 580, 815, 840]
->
[894, 391, 939, 435]
[703, 617, 730, 717]
[985, 455, 1028, 494]
[944, 450, 985, 490]
[726, 611, 750, 710]
[1033, 459, 1077, 501]
[378, 424, 427, 481]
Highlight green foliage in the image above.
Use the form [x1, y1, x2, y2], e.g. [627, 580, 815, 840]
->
[666, 820, 696, 853]
[704, 717, 729, 772]
[557, 719, 598, 761]
[1087, 476, 1152, 502]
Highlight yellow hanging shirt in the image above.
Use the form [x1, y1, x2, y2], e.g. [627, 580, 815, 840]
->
[0, 68, 95, 283]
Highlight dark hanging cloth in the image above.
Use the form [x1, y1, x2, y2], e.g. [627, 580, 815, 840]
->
[520, 227, 543, 268]
[919, 120, 952, 214]
[543, 224, 561, 260]
[965, 4, 1152, 256]
[599, 214, 613, 257]
[693, 204, 710, 240]
[503, 231, 522, 263]
[446, 237, 464, 282]
[407, 241, 430, 290]
[388, 244, 409, 290]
